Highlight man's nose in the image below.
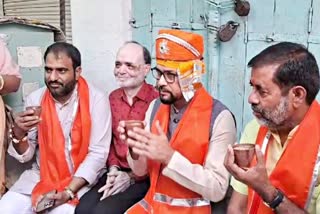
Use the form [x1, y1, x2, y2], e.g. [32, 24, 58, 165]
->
[157, 74, 167, 86]
[117, 64, 128, 74]
[48, 70, 58, 81]
[248, 90, 259, 105]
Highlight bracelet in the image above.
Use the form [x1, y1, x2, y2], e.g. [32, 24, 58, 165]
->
[64, 187, 76, 200]
[264, 188, 284, 210]
[0, 75, 4, 91]
[9, 125, 27, 144]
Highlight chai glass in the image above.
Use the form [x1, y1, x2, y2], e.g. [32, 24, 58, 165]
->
[26, 106, 42, 117]
[124, 120, 145, 139]
[233, 143, 255, 170]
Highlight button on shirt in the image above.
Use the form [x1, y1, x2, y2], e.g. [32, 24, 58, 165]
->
[107, 82, 158, 169]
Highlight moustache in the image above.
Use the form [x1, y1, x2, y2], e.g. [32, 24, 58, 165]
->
[48, 81, 63, 86]
[158, 86, 170, 93]
[251, 105, 261, 114]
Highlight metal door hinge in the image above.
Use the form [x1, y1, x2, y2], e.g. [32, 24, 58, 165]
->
[171, 22, 180, 29]
[265, 35, 274, 43]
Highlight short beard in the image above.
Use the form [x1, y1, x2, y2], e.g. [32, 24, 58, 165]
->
[160, 96, 176, 105]
[46, 79, 76, 100]
[253, 96, 289, 130]
[159, 86, 177, 105]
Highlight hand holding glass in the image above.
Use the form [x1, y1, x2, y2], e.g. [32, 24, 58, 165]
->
[232, 143, 255, 170]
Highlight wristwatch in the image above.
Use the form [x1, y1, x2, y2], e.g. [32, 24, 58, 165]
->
[264, 188, 284, 210]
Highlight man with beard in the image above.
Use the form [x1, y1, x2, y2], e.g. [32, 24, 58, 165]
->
[0, 42, 112, 214]
[76, 41, 158, 214]
[225, 42, 320, 214]
[118, 29, 236, 214]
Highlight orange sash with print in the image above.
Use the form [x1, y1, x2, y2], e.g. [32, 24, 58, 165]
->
[126, 86, 213, 214]
[248, 101, 320, 214]
[31, 77, 91, 207]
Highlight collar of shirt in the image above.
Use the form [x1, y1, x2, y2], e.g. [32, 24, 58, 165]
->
[120, 81, 151, 104]
[168, 102, 190, 138]
[52, 84, 78, 110]
[264, 125, 299, 175]
[270, 125, 299, 150]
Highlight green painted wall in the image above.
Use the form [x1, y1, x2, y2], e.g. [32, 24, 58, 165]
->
[0, 23, 55, 111]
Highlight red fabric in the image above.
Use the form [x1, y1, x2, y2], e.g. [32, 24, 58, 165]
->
[128, 87, 213, 214]
[107, 82, 158, 169]
[248, 101, 320, 214]
[31, 77, 91, 207]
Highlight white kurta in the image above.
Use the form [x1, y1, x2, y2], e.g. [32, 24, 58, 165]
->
[0, 81, 112, 213]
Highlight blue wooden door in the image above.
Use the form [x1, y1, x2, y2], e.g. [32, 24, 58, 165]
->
[242, 0, 313, 128]
[308, 0, 320, 101]
[131, 0, 209, 86]
[132, 0, 319, 137]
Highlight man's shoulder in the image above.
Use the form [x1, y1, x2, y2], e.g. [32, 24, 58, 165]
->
[86, 81, 108, 100]
[240, 119, 261, 144]
[139, 82, 159, 101]
[212, 99, 233, 120]
[26, 86, 47, 104]
[109, 87, 122, 97]
[144, 83, 158, 94]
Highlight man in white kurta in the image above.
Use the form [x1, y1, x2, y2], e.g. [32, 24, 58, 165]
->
[0, 42, 112, 214]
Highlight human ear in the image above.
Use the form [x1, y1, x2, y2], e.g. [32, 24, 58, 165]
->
[291, 86, 307, 108]
[75, 66, 82, 80]
[144, 64, 151, 77]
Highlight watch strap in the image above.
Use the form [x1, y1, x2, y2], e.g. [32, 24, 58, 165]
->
[264, 188, 284, 210]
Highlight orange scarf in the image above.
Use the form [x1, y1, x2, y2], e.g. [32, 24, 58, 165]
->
[248, 101, 320, 214]
[31, 77, 91, 206]
[129, 87, 212, 214]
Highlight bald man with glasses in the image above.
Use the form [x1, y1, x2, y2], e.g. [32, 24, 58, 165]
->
[76, 41, 158, 214]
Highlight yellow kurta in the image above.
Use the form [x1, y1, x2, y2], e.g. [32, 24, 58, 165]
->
[231, 119, 320, 213]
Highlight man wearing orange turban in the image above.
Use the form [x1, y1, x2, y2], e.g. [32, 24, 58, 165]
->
[118, 29, 236, 214]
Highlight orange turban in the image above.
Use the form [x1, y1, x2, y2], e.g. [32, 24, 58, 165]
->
[156, 29, 204, 61]
[155, 29, 205, 101]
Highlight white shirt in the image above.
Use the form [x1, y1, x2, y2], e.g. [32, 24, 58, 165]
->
[7, 81, 112, 197]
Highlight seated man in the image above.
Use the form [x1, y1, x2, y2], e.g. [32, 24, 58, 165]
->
[0, 42, 112, 214]
[225, 42, 320, 214]
[76, 41, 158, 214]
[118, 29, 236, 213]
[0, 39, 21, 196]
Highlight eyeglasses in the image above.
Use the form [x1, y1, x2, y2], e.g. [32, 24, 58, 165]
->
[151, 67, 178, 83]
